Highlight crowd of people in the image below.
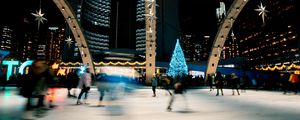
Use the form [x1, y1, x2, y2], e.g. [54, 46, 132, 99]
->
[206, 71, 300, 96]
[1, 60, 299, 119]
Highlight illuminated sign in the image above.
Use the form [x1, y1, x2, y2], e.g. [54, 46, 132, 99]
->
[2, 60, 33, 81]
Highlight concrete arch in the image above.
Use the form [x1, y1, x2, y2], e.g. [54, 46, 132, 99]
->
[53, 0, 95, 74]
[206, 0, 249, 76]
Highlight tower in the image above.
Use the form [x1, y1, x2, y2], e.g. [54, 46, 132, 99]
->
[145, 0, 157, 84]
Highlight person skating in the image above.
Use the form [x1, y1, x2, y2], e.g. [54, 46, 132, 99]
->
[76, 69, 92, 105]
[215, 72, 224, 96]
[66, 70, 79, 98]
[167, 75, 188, 112]
[151, 73, 158, 97]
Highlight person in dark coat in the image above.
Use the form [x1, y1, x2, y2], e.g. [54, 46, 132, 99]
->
[21, 60, 55, 119]
[206, 74, 214, 91]
[230, 73, 240, 95]
[66, 70, 79, 98]
[151, 73, 158, 97]
[215, 72, 224, 96]
[167, 75, 188, 112]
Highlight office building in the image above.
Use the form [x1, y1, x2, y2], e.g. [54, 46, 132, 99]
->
[0, 26, 13, 51]
[233, 0, 300, 69]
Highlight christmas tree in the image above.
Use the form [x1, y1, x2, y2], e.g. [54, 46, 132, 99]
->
[167, 39, 188, 78]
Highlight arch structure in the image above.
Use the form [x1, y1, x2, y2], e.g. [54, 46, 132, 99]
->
[206, 0, 249, 76]
[53, 0, 95, 75]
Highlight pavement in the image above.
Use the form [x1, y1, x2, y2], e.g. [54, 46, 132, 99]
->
[0, 86, 300, 120]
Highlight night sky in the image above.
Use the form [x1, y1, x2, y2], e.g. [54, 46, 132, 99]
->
[0, 0, 228, 32]
[179, 0, 234, 37]
[0, 0, 64, 30]
[0, 0, 233, 47]
[179, 0, 218, 34]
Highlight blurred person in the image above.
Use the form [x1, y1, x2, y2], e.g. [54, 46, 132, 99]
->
[230, 73, 240, 95]
[288, 72, 299, 94]
[280, 72, 290, 94]
[240, 73, 250, 92]
[20, 60, 55, 119]
[106, 80, 126, 116]
[45, 61, 59, 109]
[215, 72, 224, 96]
[96, 73, 109, 107]
[161, 74, 173, 96]
[151, 73, 158, 97]
[167, 75, 188, 112]
[66, 70, 79, 98]
[99, 74, 134, 119]
[224, 74, 231, 88]
[206, 74, 214, 91]
[76, 69, 92, 105]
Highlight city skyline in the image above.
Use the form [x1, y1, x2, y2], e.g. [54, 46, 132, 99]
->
[0, 0, 224, 62]
[0, 0, 222, 37]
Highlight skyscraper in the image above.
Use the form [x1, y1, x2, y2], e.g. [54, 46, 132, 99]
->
[81, 0, 111, 54]
[0, 26, 13, 51]
[67, 0, 139, 61]
[135, 0, 146, 52]
[62, 0, 181, 63]
[46, 27, 64, 62]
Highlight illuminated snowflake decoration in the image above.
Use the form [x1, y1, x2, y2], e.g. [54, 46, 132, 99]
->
[254, 2, 269, 25]
[31, 9, 47, 30]
[144, 0, 157, 34]
[65, 36, 73, 48]
[144, 14, 157, 33]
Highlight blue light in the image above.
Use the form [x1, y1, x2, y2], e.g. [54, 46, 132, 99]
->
[19, 60, 33, 75]
[80, 66, 86, 74]
[2, 60, 19, 81]
[167, 39, 188, 78]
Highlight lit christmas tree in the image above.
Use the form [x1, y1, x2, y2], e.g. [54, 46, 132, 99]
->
[167, 39, 188, 78]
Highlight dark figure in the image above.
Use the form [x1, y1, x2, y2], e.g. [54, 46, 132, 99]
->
[161, 75, 173, 96]
[230, 73, 240, 95]
[167, 75, 188, 112]
[215, 72, 224, 96]
[280, 72, 290, 94]
[240, 73, 250, 92]
[20, 60, 55, 119]
[66, 70, 79, 98]
[206, 74, 214, 91]
[76, 69, 92, 105]
[151, 73, 158, 97]
[1, 77, 7, 91]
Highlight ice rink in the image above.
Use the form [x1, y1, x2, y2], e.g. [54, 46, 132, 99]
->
[1, 87, 300, 120]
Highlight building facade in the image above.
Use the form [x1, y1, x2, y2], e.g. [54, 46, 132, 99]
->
[81, 0, 111, 54]
[233, 0, 300, 69]
[135, 0, 146, 52]
[46, 27, 64, 62]
[0, 26, 13, 51]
